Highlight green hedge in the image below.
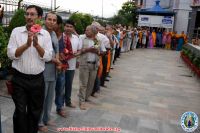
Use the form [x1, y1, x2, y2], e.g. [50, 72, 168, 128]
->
[0, 9, 26, 69]
[0, 26, 11, 69]
[182, 46, 200, 68]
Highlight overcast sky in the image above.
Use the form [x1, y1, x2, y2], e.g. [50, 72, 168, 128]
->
[24, 0, 128, 18]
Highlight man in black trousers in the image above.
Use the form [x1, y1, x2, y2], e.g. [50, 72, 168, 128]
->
[7, 5, 53, 133]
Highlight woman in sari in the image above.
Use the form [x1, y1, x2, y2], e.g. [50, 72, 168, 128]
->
[149, 32, 154, 48]
[162, 31, 167, 48]
[165, 32, 171, 50]
[152, 29, 156, 47]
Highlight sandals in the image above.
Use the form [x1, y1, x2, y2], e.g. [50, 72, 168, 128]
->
[38, 126, 48, 132]
[57, 110, 67, 118]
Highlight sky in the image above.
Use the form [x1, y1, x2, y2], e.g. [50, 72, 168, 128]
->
[24, 0, 129, 18]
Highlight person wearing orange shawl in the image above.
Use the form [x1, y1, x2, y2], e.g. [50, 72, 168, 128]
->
[183, 32, 188, 44]
[137, 28, 142, 48]
[165, 32, 172, 50]
[176, 31, 186, 51]
[171, 31, 178, 50]
[152, 29, 156, 47]
[119, 27, 125, 54]
[105, 25, 114, 76]
[91, 49, 104, 97]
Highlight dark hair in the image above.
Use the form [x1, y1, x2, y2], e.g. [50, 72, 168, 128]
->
[56, 15, 63, 25]
[64, 19, 74, 26]
[26, 5, 43, 17]
[44, 11, 56, 20]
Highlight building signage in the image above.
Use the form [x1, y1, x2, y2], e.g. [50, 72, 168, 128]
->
[141, 17, 149, 22]
[162, 16, 173, 24]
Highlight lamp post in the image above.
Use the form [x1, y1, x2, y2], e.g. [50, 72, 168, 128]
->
[54, 0, 56, 11]
[102, 0, 103, 21]
[51, 0, 53, 11]
[51, 0, 59, 11]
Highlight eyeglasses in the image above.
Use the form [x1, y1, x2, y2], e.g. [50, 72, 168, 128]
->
[24, 13, 38, 17]
[65, 25, 73, 28]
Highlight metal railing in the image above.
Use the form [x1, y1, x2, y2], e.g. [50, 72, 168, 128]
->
[0, 0, 71, 26]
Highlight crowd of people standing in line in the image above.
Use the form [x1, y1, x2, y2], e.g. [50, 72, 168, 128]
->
[119, 27, 188, 52]
[5, 4, 189, 133]
[6, 5, 134, 133]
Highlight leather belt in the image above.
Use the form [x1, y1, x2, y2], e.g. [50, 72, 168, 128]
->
[87, 61, 96, 64]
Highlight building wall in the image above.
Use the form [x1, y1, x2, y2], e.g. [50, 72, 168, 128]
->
[141, 0, 174, 9]
[174, 10, 190, 33]
[173, 0, 192, 33]
[140, 0, 192, 34]
[145, 0, 172, 9]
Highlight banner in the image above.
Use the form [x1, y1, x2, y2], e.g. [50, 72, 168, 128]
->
[138, 15, 174, 28]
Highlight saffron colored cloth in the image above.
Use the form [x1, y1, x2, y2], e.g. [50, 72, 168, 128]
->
[97, 56, 103, 78]
[152, 32, 156, 46]
[106, 50, 111, 73]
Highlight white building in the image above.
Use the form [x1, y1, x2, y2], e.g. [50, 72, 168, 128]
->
[137, 0, 192, 34]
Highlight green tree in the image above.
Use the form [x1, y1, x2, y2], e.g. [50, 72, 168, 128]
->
[81, 14, 94, 29]
[110, 1, 137, 26]
[0, 26, 11, 69]
[8, 9, 26, 34]
[69, 13, 93, 34]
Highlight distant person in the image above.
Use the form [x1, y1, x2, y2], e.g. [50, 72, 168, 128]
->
[7, 5, 53, 133]
[0, 5, 4, 24]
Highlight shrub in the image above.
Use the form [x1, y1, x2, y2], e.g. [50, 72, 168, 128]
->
[69, 13, 93, 34]
[7, 9, 26, 35]
[0, 26, 11, 69]
[193, 57, 200, 68]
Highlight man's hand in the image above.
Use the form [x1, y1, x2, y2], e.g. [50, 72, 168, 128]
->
[33, 34, 39, 47]
[81, 47, 99, 55]
[88, 47, 99, 54]
[106, 31, 112, 39]
[76, 62, 79, 68]
[59, 53, 65, 61]
[52, 58, 61, 66]
[27, 31, 34, 47]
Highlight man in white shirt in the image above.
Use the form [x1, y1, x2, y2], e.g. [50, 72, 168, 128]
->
[78, 25, 106, 110]
[62, 20, 80, 108]
[7, 5, 53, 133]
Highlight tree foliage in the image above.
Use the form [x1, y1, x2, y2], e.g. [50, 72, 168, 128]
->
[8, 9, 26, 34]
[69, 13, 94, 34]
[0, 26, 11, 69]
[110, 1, 137, 26]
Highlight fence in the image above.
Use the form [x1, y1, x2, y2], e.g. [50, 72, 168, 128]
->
[0, 0, 71, 26]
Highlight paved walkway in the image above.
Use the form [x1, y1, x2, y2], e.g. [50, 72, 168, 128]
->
[1, 49, 200, 133]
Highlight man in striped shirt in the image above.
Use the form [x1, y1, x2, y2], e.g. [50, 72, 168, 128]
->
[7, 5, 53, 133]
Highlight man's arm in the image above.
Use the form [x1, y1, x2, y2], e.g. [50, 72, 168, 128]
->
[15, 31, 33, 57]
[35, 31, 53, 62]
[7, 29, 28, 60]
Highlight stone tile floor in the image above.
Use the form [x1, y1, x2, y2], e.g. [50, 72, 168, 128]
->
[1, 49, 200, 133]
